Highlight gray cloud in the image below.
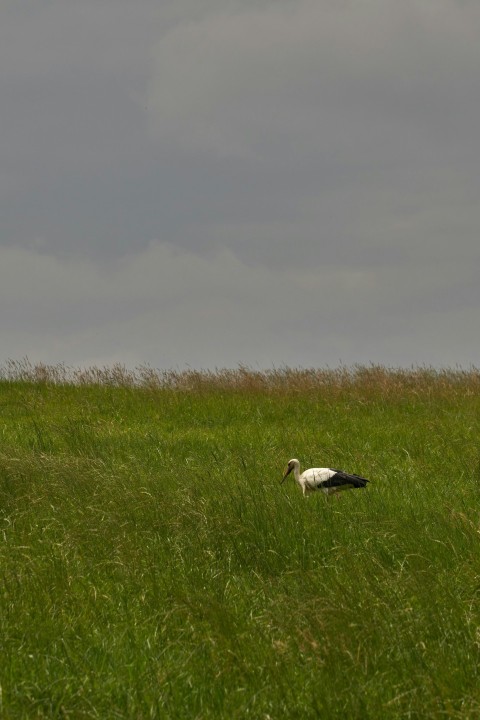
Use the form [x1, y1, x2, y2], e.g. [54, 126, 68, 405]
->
[1, 0, 480, 368]
[1, 241, 478, 369]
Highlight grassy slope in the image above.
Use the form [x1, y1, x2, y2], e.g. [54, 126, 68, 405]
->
[1, 369, 480, 719]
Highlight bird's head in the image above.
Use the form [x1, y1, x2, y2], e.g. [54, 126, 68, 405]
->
[281, 458, 299, 483]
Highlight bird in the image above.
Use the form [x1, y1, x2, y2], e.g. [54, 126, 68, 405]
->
[281, 458, 370, 497]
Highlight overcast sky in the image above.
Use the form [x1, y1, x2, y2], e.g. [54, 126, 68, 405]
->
[2, 0, 480, 370]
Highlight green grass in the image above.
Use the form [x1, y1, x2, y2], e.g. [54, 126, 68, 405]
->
[1, 366, 480, 718]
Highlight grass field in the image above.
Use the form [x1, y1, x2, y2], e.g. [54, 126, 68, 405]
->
[1, 363, 480, 718]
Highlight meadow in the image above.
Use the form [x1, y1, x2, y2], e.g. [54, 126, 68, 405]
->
[1, 361, 480, 719]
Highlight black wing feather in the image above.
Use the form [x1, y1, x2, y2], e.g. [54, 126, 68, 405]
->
[317, 469, 370, 489]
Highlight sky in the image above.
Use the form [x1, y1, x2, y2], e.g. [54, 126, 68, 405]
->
[1, 0, 480, 370]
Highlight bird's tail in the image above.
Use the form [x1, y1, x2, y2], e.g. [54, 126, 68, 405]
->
[351, 474, 370, 488]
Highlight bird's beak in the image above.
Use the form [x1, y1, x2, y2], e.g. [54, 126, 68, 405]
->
[280, 466, 292, 484]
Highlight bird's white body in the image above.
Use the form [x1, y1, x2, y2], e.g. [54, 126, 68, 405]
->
[282, 458, 369, 496]
[295, 466, 339, 495]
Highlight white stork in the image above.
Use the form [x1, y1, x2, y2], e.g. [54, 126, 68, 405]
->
[281, 458, 370, 497]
